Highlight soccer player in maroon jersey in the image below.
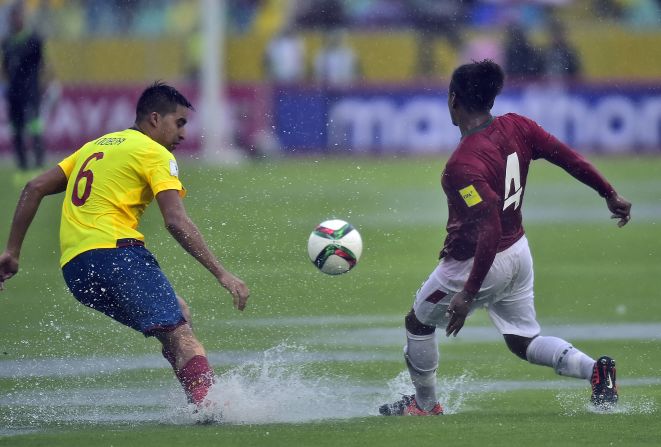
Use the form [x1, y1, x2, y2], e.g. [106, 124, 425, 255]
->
[380, 60, 631, 416]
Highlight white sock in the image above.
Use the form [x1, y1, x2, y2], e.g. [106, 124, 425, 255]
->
[526, 336, 595, 379]
[405, 331, 439, 411]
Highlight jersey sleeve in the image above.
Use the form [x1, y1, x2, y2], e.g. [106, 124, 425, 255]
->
[142, 146, 186, 198]
[57, 149, 81, 179]
[445, 159, 500, 216]
[526, 117, 614, 197]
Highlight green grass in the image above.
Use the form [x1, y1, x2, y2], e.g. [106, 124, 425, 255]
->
[1, 155, 660, 446]
[2, 405, 661, 447]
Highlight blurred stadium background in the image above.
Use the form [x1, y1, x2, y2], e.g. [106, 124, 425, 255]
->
[1, 2, 660, 443]
[0, 0, 660, 162]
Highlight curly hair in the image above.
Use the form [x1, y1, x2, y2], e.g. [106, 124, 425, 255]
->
[449, 60, 504, 113]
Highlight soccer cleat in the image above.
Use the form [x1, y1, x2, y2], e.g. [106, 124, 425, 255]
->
[590, 356, 618, 409]
[379, 394, 443, 416]
[192, 399, 222, 425]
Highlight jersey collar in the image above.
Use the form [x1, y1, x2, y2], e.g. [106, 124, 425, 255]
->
[461, 116, 494, 139]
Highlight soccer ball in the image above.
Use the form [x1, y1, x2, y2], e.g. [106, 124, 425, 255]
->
[307, 219, 363, 275]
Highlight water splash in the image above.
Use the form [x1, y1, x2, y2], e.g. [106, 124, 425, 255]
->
[1, 343, 394, 429]
[165, 343, 384, 425]
[3, 343, 656, 431]
[555, 391, 657, 416]
[384, 370, 473, 414]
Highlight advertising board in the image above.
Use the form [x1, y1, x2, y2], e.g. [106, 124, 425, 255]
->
[273, 84, 661, 154]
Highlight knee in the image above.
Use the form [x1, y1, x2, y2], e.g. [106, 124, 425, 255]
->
[504, 334, 535, 361]
[404, 310, 438, 373]
[405, 309, 436, 336]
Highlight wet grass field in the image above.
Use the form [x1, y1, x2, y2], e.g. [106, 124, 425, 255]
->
[1, 155, 660, 446]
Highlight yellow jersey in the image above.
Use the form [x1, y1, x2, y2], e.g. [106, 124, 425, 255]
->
[57, 128, 185, 267]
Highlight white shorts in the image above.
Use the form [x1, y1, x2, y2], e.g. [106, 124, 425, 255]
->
[412, 235, 541, 338]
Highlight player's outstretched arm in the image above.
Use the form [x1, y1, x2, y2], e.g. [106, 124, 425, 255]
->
[0, 167, 68, 291]
[605, 192, 631, 227]
[155, 189, 250, 311]
[534, 131, 632, 226]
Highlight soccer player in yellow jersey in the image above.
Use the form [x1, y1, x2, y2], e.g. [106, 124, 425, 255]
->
[0, 82, 250, 409]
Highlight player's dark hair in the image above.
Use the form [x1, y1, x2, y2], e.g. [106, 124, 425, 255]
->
[449, 60, 504, 113]
[135, 81, 193, 122]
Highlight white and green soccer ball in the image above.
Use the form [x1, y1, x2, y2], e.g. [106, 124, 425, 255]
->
[307, 219, 363, 275]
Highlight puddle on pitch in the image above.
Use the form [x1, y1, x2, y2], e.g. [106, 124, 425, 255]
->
[2, 343, 656, 432]
[1, 343, 396, 430]
[165, 343, 389, 424]
[556, 390, 657, 416]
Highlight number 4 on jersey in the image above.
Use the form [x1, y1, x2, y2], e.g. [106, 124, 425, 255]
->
[503, 152, 523, 211]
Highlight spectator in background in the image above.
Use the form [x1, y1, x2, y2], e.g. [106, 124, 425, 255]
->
[342, 0, 409, 28]
[295, 0, 346, 30]
[313, 30, 359, 87]
[460, 35, 503, 67]
[228, 0, 263, 34]
[1, 1, 48, 172]
[591, 0, 623, 20]
[407, 0, 466, 77]
[503, 23, 545, 81]
[85, 0, 134, 36]
[621, 0, 661, 29]
[264, 26, 306, 84]
[544, 18, 581, 81]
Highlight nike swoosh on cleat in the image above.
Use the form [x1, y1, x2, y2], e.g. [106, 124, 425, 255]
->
[606, 374, 613, 389]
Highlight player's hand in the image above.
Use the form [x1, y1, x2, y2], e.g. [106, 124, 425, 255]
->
[0, 251, 19, 292]
[445, 290, 475, 337]
[605, 193, 631, 227]
[218, 272, 250, 311]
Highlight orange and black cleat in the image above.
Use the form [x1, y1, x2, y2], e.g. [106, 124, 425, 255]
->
[379, 394, 443, 416]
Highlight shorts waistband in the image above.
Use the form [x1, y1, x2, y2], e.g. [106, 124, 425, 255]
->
[116, 238, 145, 248]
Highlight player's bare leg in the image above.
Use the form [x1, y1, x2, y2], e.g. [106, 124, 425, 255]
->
[159, 323, 206, 370]
[161, 296, 193, 368]
[157, 320, 214, 405]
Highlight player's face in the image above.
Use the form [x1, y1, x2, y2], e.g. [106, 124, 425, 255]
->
[156, 105, 188, 151]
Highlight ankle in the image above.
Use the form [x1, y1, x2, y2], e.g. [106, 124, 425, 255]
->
[175, 355, 215, 405]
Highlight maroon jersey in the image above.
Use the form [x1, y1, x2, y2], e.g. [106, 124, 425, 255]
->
[441, 113, 613, 294]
